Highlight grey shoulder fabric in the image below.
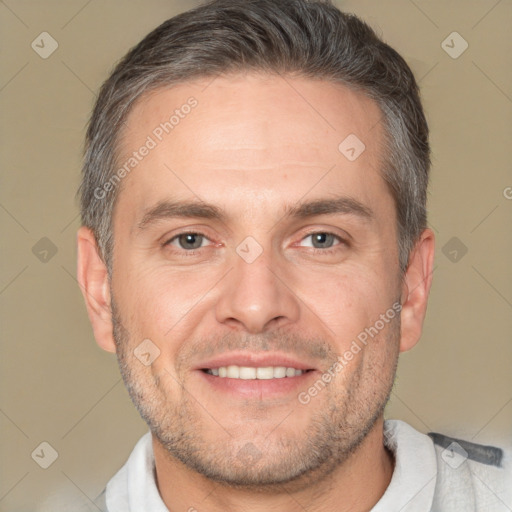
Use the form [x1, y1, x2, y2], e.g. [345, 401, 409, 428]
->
[427, 432, 512, 512]
[428, 431, 503, 467]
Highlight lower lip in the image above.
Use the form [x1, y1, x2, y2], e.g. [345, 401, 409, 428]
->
[196, 370, 318, 399]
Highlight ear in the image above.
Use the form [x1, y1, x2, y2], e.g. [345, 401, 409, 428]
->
[76, 226, 116, 353]
[399, 228, 435, 353]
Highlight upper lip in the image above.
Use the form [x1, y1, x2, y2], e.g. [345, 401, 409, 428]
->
[193, 352, 317, 371]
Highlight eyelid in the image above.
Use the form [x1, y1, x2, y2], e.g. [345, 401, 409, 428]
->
[160, 224, 215, 243]
[163, 230, 216, 249]
[296, 227, 350, 244]
[298, 231, 345, 247]
[161, 227, 350, 252]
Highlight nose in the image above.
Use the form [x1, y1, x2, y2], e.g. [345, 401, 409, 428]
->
[214, 247, 301, 334]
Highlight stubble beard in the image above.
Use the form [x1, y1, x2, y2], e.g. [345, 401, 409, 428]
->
[111, 296, 400, 491]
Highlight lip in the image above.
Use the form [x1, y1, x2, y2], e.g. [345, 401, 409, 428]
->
[192, 352, 317, 371]
[192, 352, 319, 400]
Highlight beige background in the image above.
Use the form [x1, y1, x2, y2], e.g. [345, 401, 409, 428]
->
[1, 0, 511, 510]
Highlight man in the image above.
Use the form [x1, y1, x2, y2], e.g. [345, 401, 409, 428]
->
[76, 0, 511, 510]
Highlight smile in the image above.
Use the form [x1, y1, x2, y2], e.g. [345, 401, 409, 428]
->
[203, 366, 309, 379]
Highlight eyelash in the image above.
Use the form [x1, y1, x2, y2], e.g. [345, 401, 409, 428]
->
[163, 232, 211, 257]
[299, 232, 347, 254]
[163, 231, 347, 256]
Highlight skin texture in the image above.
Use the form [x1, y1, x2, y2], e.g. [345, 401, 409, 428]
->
[77, 73, 435, 511]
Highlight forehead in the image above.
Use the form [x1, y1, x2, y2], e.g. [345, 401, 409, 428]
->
[114, 73, 388, 222]
[120, 73, 384, 159]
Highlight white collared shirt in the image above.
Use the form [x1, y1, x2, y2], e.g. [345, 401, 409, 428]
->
[60, 419, 512, 511]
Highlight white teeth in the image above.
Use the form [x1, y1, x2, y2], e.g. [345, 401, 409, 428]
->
[273, 366, 287, 378]
[286, 367, 296, 377]
[239, 367, 256, 379]
[256, 367, 274, 379]
[226, 365, 239, 378]
[207, 365, 305, 379]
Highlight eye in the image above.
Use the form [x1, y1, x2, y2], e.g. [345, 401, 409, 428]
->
[299, 232, 342, 249]
[167, 233, 209, 250]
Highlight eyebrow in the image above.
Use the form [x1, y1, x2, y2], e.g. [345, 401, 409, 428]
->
[284, 197, 373, 220]
[137, 196, 373, 231]
[137, 200, 226, 230]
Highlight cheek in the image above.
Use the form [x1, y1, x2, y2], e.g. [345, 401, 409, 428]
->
[291, 264, 397, 344]
[117, 266, 215, 353]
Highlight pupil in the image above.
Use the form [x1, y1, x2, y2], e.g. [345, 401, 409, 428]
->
[314, 233, 332, 248]
[180, 233, 202, 249]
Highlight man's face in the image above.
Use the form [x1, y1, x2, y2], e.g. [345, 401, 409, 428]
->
[110, 74, 402, 486]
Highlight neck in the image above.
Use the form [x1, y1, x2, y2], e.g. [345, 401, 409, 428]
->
[153, 417, 395, 512]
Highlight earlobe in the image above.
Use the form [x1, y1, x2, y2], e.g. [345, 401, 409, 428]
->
[399, 228, 435, 353]
[76, 226, 116, 353]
